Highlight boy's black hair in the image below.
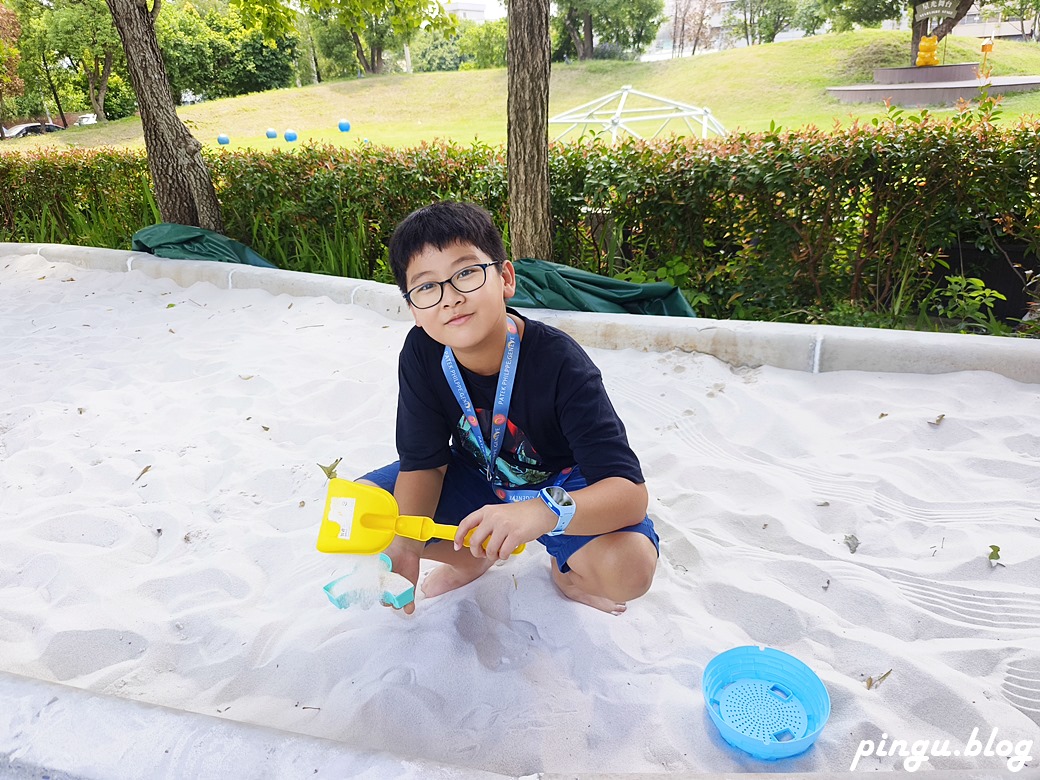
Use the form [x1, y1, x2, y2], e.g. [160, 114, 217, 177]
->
[388, 201, 507, 293]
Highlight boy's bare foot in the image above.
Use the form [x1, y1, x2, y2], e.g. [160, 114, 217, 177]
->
[550, 560, 627, 615]
[421, 556, 496, 599]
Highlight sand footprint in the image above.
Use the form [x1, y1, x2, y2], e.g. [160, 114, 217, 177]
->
[4, 449, 85, 498]
[454, 599, 537, 671]
[31, 509, 134, 549]
[38, 628, 148, 681]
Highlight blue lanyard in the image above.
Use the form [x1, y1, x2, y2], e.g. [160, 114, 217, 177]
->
[441, 316, 520, 485]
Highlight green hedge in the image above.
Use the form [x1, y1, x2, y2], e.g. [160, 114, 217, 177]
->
[3, 106, 1039, 325]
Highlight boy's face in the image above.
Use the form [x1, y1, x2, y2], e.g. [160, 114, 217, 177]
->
[405, 241, 516, 353]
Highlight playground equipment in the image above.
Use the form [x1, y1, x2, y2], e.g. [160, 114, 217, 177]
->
[549, 85, 726, 142]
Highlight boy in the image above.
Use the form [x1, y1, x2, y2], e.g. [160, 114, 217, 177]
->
[359, 201, 659, 615]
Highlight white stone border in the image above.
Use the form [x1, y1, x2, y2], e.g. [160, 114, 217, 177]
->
[6, 241, 1037, 384]
[0, 671, 499, 779]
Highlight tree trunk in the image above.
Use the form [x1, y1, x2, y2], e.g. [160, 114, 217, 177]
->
[351, 30, 373, 73]
[582, 11, 593, 58]
[507, 0, 552, 262]
[564, 9, 583, 57]
[308, 29, 322, 83]
[106, 0, 224, 232]
[86, 51, 113, 121]
[42, 53, 68, 128]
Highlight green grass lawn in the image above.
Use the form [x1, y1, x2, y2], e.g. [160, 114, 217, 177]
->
[8, 29, 1040, 152]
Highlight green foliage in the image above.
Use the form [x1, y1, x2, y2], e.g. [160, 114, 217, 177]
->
[726, 0, 797, 44]
[817, 0, 903, 31]
[593, 0, 666, 53]
[8, 0, 85, 120]
[0, 147, 157, 246]
[206, 140, 508, 277]
[156, 0, 220, 101]
[308, 12, 361, 79]
[47, 0, 124, 118]
[214, 18, 297, 97]
[924, 276, 1009, 334]
[3, 106, 1040, 336]
[156, 2, 298, 100]
[231, 0, 454, 75]
[458, 18, 507, 70]
[554, 0, 665, 58]
[0, 3, 23, 108]
[411, 25, 463, 72]
[98, 72, 136, 120]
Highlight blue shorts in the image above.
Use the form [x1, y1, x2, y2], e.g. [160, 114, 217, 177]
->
[358, 453, 659, 574]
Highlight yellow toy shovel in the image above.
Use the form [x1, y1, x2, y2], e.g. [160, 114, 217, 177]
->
[316, 479, 525, 556]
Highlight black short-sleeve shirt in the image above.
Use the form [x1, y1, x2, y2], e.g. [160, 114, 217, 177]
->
[396, 310, 644, 488]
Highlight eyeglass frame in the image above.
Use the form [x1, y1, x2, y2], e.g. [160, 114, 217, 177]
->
[402, 261, 504, 309]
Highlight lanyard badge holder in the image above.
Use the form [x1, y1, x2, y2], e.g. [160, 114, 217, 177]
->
[440, 316, 577, 521]
[441, 316, 521, 487]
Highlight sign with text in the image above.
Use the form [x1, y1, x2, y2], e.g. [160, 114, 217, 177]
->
[915, 0, 957, 20]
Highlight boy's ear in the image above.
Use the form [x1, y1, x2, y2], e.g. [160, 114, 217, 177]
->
[500, 260, 517, 300]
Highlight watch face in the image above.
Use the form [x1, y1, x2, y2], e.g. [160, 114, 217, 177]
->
[546, 486, 574, 507]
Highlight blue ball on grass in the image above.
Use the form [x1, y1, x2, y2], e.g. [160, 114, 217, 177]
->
[338, 119, 351, 132]
[266, 128, 277, 139]
[284, 130, 298, 142]
[217, 134, 230, 145]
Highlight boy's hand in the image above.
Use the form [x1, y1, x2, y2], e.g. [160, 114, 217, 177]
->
[455, 499, 556, 560]
[384, 537, 423, 614]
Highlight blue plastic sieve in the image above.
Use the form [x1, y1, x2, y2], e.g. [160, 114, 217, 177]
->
[702, 645, 830, 760]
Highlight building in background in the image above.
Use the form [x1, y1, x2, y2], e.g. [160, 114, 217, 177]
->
[445, 1, 508, 22]
[445, 2, 486, 21]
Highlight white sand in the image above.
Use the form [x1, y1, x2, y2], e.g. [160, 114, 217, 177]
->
[1, 253, 1038, 775]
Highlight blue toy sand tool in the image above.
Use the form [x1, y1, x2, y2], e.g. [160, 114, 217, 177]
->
[323, 553, 414, 609]
[702, 645, 830, 760]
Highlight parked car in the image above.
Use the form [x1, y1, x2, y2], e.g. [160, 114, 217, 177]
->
[1, 122, 66, 139]
[75, 113, 98, 125]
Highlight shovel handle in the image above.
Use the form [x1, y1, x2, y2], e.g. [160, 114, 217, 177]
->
[397, 515, 525, 555]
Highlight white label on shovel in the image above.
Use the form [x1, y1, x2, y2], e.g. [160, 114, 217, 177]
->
[329, 497, 357, 540]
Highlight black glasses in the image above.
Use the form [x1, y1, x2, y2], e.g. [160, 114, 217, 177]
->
[404, 262, 502, 309]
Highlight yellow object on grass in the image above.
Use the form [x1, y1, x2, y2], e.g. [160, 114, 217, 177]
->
[317, 478, 526, 556]
[916, 35, 940, 67]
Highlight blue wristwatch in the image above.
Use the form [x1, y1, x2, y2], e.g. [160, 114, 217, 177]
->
[539, 486, 576, 536]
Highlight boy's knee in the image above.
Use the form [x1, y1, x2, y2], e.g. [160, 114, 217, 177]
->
[615, 545, 657, 599]
[579, 533, 657, 601]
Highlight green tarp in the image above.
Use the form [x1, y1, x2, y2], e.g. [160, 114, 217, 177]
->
[511, 258, 696, 317]
[132, 223, 277, 269]
[130, 226, 694, 318]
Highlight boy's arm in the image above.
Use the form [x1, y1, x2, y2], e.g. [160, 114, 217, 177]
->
[454, 476, 648, 561]
[564, 476, 649, 535]
[384, 465, 447, 614]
